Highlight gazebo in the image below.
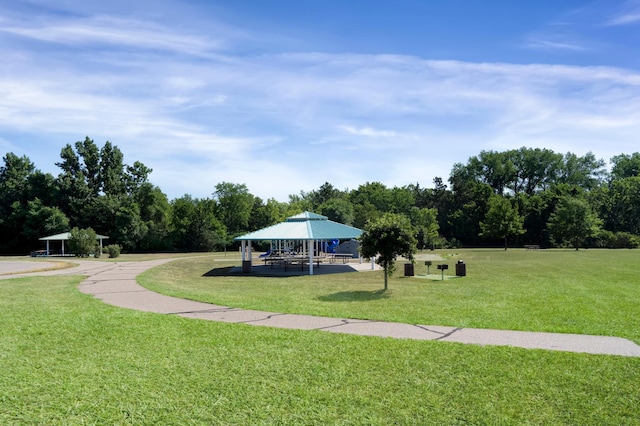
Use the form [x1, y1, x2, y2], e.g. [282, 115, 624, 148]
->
[38, 232, 109, 256]
[234, 212, 363, 275]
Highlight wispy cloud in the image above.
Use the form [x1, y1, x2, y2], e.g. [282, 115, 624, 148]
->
[606, 0, 640, 25]
[526, 38, 588, 51]
[0, 15, 222, 55]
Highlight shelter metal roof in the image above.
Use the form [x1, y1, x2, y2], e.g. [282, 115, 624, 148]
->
[39, 232, 109, 241]
[234, 211, 362, 241]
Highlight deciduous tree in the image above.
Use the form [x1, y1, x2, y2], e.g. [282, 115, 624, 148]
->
[360, 213, 417, 290]
[479, 195, 525, 250]
[547, 196, 602, 250]
[213, 182, 255, 235]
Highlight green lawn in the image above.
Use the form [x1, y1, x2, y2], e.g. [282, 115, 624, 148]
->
[3, 249, 640, 424]
[139, 249, 640, 344]
[1, 272, 639, 424]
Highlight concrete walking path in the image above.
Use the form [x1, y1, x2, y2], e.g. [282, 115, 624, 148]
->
[4, 258, 640, 357]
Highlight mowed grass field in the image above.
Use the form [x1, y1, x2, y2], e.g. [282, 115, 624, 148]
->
[1, 249, 638, 424]
[140, 249, 640, 343]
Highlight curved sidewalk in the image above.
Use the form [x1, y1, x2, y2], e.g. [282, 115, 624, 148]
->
[6, 258, 640, 357]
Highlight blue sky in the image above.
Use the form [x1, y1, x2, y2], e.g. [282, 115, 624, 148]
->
[1, 0, 639, 201]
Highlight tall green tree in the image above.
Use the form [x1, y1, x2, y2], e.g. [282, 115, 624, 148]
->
[479, 195, 525, 250]
[602, 177, 640, 235]
[319, 198, 354, 225]
[360, 213, 417, 290]
[56, 142, 92, 225]
[249, 198, 288, 231]
[559, 152, 606, 191]
[547, 196, 602, 250]
[188, 198, 227, 251]
[286, 193, 313, 216]
[98, 141, 127, 196]
[170, 196, 227, 251]
[0, 153, 58, 253]
[609, 152, 640, 181]
[54, 138, 154, 250]
[510, 147, 563, 194]
[308, 182, 345, 209]
[409, 207, 439, 249]
[75, 137, 101, 196]
[135, 183, 171, 251]
[213, 182, 255, 235]
[349, 182, 403, 228]
[445, 176, 493, 246]
[22, 199, 69, 249]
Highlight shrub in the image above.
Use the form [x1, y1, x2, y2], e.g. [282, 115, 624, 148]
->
[68, 227, 97, 258]
[612, 232, 640, 248]
[105, 244, 122, 258]
[590, 230, 640, 248]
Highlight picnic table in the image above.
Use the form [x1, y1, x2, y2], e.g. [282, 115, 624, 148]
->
[262, 254, 323, 271]
[328, 253, 353, 264]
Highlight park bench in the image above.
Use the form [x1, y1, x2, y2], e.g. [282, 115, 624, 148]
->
[524, 245, 540, 250]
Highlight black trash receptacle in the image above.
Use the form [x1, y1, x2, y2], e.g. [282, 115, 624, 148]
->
[455, 260, 466, 277]
[242, 260, 252, 273]
[404, 263, 415, 277]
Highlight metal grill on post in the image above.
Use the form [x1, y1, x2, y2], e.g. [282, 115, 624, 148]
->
[437, 264, 448, 280]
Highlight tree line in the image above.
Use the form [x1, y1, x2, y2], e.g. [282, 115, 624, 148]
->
[1, 138, 639, 255]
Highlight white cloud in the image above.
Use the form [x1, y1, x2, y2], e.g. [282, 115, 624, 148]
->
[339, 125, 398, 138]
[1, 5, 640, 201]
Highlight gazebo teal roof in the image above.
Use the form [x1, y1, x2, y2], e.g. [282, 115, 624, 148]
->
[234, 212, 363, 241]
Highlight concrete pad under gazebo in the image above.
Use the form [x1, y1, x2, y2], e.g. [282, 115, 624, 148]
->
[38, 232, 109, 256]
[234, 212, 363, 275]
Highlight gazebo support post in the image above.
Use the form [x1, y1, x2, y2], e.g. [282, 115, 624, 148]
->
[241, 240, 253, 273]
[308, 239, 314, 276]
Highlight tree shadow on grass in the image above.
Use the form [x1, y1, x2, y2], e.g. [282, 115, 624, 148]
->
[316, 289, 389, 302]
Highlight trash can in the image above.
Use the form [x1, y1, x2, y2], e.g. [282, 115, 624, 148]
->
[242, 260, 252, 273]
[455, 260, 466, 277]
[404, 263, 415, 277]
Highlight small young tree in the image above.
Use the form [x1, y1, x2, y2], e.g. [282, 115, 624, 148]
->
[68, 227, 97, 257]
[547, 196, 602, 250]
[479, 195, 525, 250]
[360, 213, 417, 290]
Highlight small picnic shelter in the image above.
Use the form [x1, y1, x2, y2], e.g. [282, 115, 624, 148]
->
[38, 232, 109, 256]
[234, 212, 363, 275]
